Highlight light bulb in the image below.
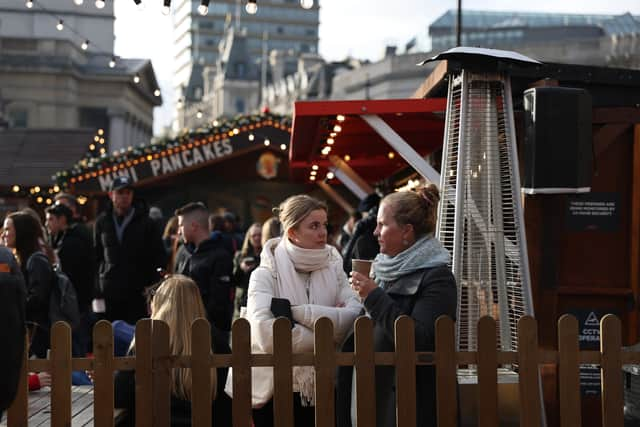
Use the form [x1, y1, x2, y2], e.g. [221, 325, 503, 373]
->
[133, 74, 140, 83]
[56, 20, 64, 31]
[196, 110, 203, 119]
[81, 40, 89, 50]
[154, 89, 161, 97]
[25, 0, 33, 8]
[197, 4, 208, 15]
[109, 57, 116, 68]
[74, 0, 83, 5]
[245, 0, 257, 14]
[95, 0, 105, 9]
[300, 0, 313, 9]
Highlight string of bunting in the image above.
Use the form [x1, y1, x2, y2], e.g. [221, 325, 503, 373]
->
[53, 112, 292, 189]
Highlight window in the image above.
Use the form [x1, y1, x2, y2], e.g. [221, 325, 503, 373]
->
[8, 110, 28, 128]
[235, 98, 245, 113]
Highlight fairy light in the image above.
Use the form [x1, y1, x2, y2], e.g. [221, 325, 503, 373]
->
[312, 165, 318, 171]
[133, 74, 140, 84]
[264, 139, 270, 146]
[344, 154, 351, 161]
[280, 144, 287, 150]
[12, 185, 20, 193]
[245, 0, 257, 14]
[333, 125, 342, 133]
[336, 114, 345, 122]
[248, 133, 255, 141]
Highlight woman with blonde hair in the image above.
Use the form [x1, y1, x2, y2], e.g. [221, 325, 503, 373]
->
[114, 274, 231, 426]
[226, 195, 362, 427]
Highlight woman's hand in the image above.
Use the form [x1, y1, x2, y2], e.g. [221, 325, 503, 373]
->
[349, 271, 376, 300]
[38, 372, 52, 387]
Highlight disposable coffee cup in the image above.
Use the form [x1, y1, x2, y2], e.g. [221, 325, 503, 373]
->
[351, 259, 373, 277]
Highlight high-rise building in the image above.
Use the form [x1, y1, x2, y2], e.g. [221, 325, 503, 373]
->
[172, 0, 319, 114]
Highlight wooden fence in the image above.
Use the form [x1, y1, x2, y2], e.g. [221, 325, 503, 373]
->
[7, 314, 640, 427]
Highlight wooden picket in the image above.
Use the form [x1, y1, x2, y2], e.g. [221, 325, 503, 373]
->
[6, 314, 640, 427]
[558, 314, 582, 427]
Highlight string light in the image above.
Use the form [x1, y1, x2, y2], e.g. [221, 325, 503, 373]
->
[161, 0, 170, 15]
[196, 110, 203, 119]
[133, 73, 140, 83]
[98, 129, 104, 135]
[388, 152, 395, 159]
[264, 139, 270, 146]
[312, 165, 318, 170]
[280, 144, 287, 150]
[326, 171, 335, 180]
[300, 0, 313, 9]
[73, 0, 83, 5]
[154, 89, 161, 97]
[81, 40, 89, 50]
[56, 20, 64, 31]
[95, 0, 105, 9]
[12, 185, 20, 193]
[248, 133, 255, 141]
[108, 57, 116, 68]
[336, 114, 345, 122]
[326, 138, 334, 145]
[333, 125, 342, 132]
[245, 0, 257, 14]
[198, 0, 209, 15]
[344, 154, 351, 161]
[25, 0, 33, 8]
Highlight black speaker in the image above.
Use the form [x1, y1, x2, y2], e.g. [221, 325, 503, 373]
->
[522, 87, 592, 194]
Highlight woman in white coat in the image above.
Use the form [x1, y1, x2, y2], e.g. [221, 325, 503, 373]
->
[227, 195, 362, 427]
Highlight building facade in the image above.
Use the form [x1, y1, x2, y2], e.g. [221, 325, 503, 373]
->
[0, 0, 161, 203]
[428, 10, 640, 68]
[172, 0, 319, 122]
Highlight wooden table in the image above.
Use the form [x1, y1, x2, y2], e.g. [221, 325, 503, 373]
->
[1, 385, 125, 426]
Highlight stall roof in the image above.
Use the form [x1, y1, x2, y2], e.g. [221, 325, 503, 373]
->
[289, 98, 447, 183]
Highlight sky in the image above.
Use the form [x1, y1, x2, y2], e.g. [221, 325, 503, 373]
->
[113, 0, 640, 135]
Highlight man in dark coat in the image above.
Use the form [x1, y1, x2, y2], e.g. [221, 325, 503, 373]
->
[94, 176, 166, 324]
[342, 192, 381, 273]
[45, 203, 94, 355]
[175, 202, 234, 346]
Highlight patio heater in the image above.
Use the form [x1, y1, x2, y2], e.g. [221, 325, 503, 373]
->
[428, 48, 543, 425]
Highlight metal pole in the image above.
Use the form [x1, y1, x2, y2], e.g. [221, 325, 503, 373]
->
[456, 0, 462, 47]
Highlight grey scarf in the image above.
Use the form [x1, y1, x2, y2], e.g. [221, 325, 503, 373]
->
[372, 235, 450, 288]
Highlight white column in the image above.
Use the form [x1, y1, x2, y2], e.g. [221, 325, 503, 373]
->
[108, 109, 126, 152]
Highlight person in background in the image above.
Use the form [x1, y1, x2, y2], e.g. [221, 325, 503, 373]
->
[233, 222, 262, 314]
[342, 185, 457, 427]
[54, 193, 92, 245]
[260, 216, 281, 247]
[21, 208, 58, 265]
[337, 211, 361, 252]
[94, 176, 166, 324]
[114, 275, 231, 427]
[0, 247, 26, 420]
[225, 195, 361, 427]
[222, 211, 244, 254]
[342, 192, 381, 274]
[3, 212, 54, 358]
[45, 203, 94, 356]
[162, 216, 179, 271]
[175, 202, 234, 346]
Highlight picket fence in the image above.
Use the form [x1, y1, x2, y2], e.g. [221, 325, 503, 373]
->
[6, 314, 640, 427]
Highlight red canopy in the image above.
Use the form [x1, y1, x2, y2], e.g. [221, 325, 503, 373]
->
[289, 98, 447, 183]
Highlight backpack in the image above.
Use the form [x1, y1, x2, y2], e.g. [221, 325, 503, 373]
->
[49, 264, 81, 329]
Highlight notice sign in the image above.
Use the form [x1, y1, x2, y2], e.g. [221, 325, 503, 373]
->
[566, 193, 620, 232]
[566, 309, 618, 396]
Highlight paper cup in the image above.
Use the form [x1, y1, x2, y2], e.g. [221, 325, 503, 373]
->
[351, 259, 373, 277]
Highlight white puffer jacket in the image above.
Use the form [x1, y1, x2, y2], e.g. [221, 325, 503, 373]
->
[225, 238, 362, 407]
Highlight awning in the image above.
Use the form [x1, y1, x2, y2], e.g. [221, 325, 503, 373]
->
[289, 98, 447, 197]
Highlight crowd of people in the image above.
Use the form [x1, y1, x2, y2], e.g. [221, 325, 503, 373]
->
[1, 177, 457, 427]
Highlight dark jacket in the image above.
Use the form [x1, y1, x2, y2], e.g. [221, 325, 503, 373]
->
[342, 210, 379, 274]
[52, 223, 95, 311]
[24, 252, 54, 358]
[94, 199, 166, 323]
[114, 328, 232, 427]
[336, 265, 457, 427]
[176, 236, 234, 332]
[0, 251, 26, 411]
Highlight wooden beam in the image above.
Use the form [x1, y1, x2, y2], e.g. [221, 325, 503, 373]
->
[411, 60, 448, 99]
[593, 123, 631, 158]
[630, 123, 640, 344]
[316, 181, 355, 214]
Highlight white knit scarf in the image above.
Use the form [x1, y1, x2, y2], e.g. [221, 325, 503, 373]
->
[273, 237, 335, 406]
